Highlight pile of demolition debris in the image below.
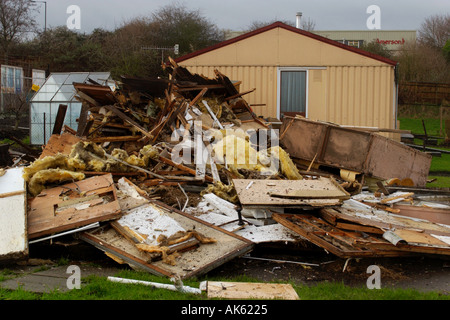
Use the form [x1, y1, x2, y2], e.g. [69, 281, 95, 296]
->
[1, 58, 450, 280]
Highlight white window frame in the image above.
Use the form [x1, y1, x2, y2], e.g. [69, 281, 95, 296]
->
[1, 65, 24, 93]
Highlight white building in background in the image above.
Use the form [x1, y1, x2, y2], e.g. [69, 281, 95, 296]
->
[225, 29, 417, 53]
[311, 30, 417, 52]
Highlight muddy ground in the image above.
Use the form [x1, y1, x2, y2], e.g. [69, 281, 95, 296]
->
[23, 237, 450, 295]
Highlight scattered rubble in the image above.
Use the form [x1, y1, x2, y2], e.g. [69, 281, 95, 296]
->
[1, 58, 449, 284]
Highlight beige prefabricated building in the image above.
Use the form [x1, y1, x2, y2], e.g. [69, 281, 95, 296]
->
[175, 22, 399, 132]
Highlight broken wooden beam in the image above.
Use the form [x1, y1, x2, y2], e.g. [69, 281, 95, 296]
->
[158, 155, 214, 183]
[103, 105, 153, 140]
[52, 104, 68, 135]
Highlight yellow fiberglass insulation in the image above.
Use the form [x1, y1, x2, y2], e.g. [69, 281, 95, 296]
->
[201, 181, 239, 204]
[28, 169, 85, 196]
[69, 141, 106, 170]
[212, 134, 262, 172]
[257, 146, 303, 180]
[211, 134, 302, 180]
[23, 154, 85, 182]
[69, 142, 160, 172]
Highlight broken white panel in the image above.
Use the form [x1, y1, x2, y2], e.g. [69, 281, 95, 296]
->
[118, 203, 186, 246]
[431, 234, 450, 246]
[0, 167, 28, 261]
[241, 207, 284, 219]
[187, 199, 301, 244]
[202, 193, 239, 218]
[235, 224, 301, 244]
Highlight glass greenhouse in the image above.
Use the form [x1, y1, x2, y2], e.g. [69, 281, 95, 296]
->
[30, 72, 114, 145]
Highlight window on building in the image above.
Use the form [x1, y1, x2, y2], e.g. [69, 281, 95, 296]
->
[346, 40, 362, 48]
[279, 70, 307, 117]
[1, 65, 24, 94]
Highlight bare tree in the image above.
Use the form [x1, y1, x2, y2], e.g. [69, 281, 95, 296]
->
[396, 42, 450, 83]
[0, 0, 37, 61]
[246, 16, 316, 32]
[418, 14, 450, 49]
[301, 17, 316, 32]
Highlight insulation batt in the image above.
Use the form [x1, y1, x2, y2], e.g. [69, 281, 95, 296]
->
[28, 169, 85, 196]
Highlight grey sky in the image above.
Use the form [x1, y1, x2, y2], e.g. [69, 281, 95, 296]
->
[32, 0, 450, 33]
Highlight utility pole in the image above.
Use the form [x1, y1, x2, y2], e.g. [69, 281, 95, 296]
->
[31, 1, 47, 33]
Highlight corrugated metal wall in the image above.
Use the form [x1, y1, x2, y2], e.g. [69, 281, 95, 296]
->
[186, 64, 395, 130]
[321, 65, 394, 129]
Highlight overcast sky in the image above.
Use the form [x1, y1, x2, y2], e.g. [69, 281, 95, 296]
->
[32, 0, 450, 33]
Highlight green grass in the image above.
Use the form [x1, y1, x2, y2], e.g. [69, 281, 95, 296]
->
[399, 117, 450, 188]
[398, 118, 445, 137]
[0, 269, 448, 300]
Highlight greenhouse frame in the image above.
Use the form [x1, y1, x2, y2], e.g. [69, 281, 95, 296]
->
[30, 72, 113, 145]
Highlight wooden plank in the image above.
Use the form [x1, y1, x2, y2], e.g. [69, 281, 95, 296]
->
[79, 229, 172, 277]
[88, 135, 142, 143]
[233, 178, 345, 208]
[76, 102, 90, 136]
[52, 104, 68, 135]
[393, 229, 450, 247]
[335, 222, 384, 234]
[320, 206, 450, 237]
[39, 133, 82, 159]
[159, 155, 214, 183]
[206, 281, 299, 300]
[272, 213, 405, 258]
[393, 204, 450, 226]
[27, 174, 122, 240]
[103, 105, 153, 139]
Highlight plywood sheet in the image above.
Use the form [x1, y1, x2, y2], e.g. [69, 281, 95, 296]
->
[0, 168, 28, 261]
[206, 281, 300, 300]
[80, 201, 254, 279]
[39, 132, 81, 159]
[393, 229, 450, 247]
[27, 174, 121, 239]
[393, 204, 450, 226]
[233, 178, 346, 208]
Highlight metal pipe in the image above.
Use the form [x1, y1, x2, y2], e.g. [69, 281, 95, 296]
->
[107, 276, 202, 295]
[296, 12, 302, 29]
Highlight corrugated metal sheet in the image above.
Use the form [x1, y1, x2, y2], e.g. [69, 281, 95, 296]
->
[320, 66, 394, 129]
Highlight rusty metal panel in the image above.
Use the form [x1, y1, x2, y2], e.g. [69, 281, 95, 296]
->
[365, 134, 432, 187]
[280, 117, 327, 160]
[280, 117, 432, 187]
[321, 126, 372, 171]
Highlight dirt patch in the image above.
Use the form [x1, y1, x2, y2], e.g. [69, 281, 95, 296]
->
[147, 185, 203, 210]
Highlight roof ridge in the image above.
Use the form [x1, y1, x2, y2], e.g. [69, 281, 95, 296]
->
[175, 21, 397, 66]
